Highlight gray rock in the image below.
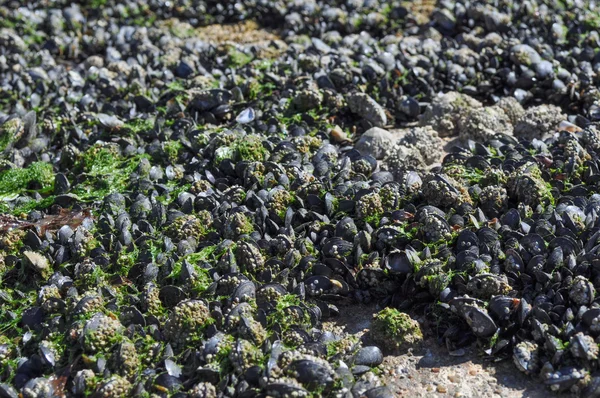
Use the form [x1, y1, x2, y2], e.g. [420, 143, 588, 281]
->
[481, 32, 503, 48]
[355, 127, 394, 159]
[420, 91, 482, 137]
[398, 126, 444, 165]
[514, 104, 566, 140]
[384, 144, 426, 179]
[557, 67, 571, 81]
[458, 106, 513, 142]
[510, 44, 542, 67]
[354, 346, 384, 367]
[552, 23, 567, 44]
[352, 365, 372, 376]
[364, 386, 395, 398]
[347, 93, 387, 127]
[174, 60, 194, 78]
[484, 10, 511, 31]
[311, 37, 332, 54]
[0, 28, 27, 53]
[496, 97, 525, 125]
[513, 88, 531, 104]
[291, 88, 323, 111]
[453, 47, 478, 67]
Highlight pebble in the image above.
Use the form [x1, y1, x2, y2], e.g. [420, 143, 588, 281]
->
[347, 92, 387, 127]
[354, 346, 384, 367]
[355, 126, 394, 159]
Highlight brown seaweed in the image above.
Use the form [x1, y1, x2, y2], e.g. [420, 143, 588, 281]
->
[0, 209, 93, 235]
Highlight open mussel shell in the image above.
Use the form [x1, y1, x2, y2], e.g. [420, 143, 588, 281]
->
[383, 250, 417, 274]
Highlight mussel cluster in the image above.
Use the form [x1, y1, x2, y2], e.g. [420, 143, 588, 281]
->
[3, 0, 600, 397]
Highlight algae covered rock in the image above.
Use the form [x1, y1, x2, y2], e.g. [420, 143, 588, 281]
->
[370, 308, 423, 352]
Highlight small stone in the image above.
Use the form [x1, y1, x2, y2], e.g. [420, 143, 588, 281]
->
[384, 144, 426, 178]
[514, 104, 567, 140]
[355, 127, 394, 159]
[347, 92, 387, 127]
[437, 385, 448, 393]
[510, 44, 542, 67]
[354, 346, 384, 367]
[458, 106, 513, 142]
[97, 113, 124, 129]
[496, 97, 525, 125]
[420, 91, 482, 137]
[433, 8, 456, 31]
[397, 126, 444, 165]
[23, 251, 51, 278]
[448, 374, 460, 383]
[291, 88, 323, 111]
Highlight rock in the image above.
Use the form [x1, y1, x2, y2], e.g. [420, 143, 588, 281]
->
[364, 386, 395, 398]
[458, 106, 513, 142]
[352, 365, 372, 376]
[0, 117, 23, 156]
[375, 52, 396, 71]
[384, 144, 426, 179]
[370, 308, 423, 353]
[510, 44, 542, 67]
[420, 91, 482, 137]
[453, 47, 478, 66]
[291, 88, 323, 112]
[85, 55, 104, 68]
[322, 89, 345, 110]
[347, 93, 387, 127]
[481, 32, 503, 48]
[397, 126, 444, 165]
[23, 251, 51, 279]
[354, 346, 384, 367]
[355, 127, 394, 159]
[514, 104, 566, 140]
[496, 97, 525, 125]
[0, 28, 27, 53]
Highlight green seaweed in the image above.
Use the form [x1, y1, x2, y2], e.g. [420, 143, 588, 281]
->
[232, 135, 269, 162]
[71, 145, 150, 202]
[0, 162, 55, 214]
[123, 118, 155, 135]
[0, 161, 54, 198]
[163, 140, 183, 163]
[227, 47, 253, 68]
